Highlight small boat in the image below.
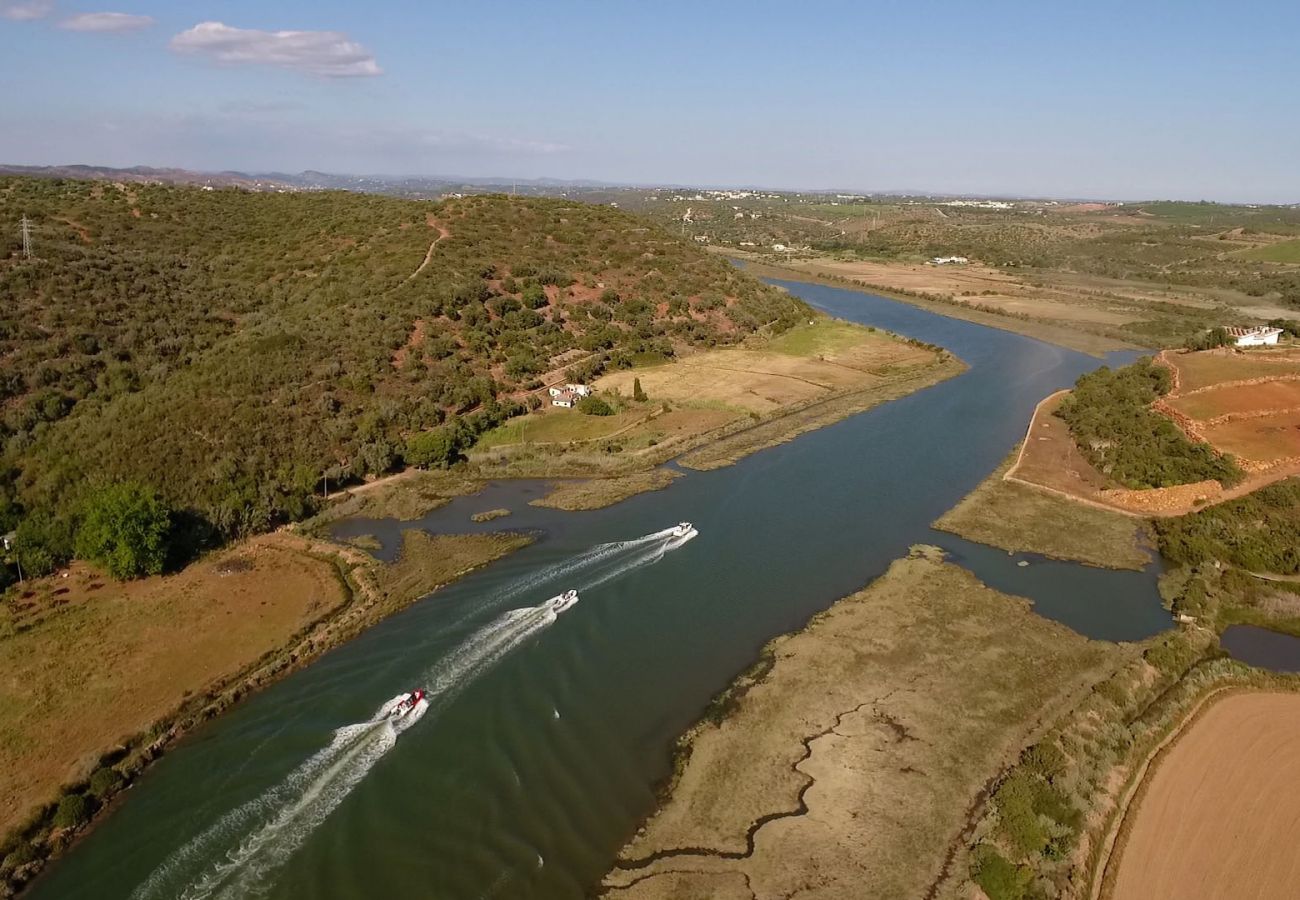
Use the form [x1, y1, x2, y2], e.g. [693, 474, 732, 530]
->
[389, 689, 427, 721]
[671, 522, 697, 539]
[547, 589, 579, 614]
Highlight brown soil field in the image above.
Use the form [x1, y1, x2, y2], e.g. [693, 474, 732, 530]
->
[1203, 410, 1300, 463]
[1010, 354, 1300, 516]
[601, 548, 1125, 900]
[0, 538, 346, 835]
[1169, 378, 1300, 421]
[1166, 348, 1300, 393]
[1108, 692, 1300, 900]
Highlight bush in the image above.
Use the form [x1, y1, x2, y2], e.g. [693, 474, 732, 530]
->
[87, 766, 123, 800]
[2, 842, 37, 872]
[51, 794, 90, 829]
[74, 482, 171, 579]
[970, 843, 1032, 900]
[1056, 360, 1243, 489]
[577, 394, 614, 416]
[404, 427, 463, 470]
[1154, 480, 1300, 573]
[633, 377, 648, 402]
[1185, 326, 1233, 350]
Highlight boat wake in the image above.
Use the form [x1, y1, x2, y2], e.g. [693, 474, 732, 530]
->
[130, 524, 695, 900]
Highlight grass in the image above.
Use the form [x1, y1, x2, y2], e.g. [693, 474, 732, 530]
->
[934, 451, 1151, 570]
[1168, 350, 1300, 393]
[373, 530, 532, 608]
[0, 539, 346, 836]
[765, 317, 871, 357]
[529, 469, 679, 511]
[305, 469, 482, 527]
[1241, 239, 1300, 263]
[605, 548, 1126, 899]
[475, 408, 644, 448]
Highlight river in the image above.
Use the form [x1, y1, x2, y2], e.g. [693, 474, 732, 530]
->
[30, 280, 1172, 900]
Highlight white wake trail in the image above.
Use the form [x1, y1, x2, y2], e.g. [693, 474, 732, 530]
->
[131, 525, 693, 900]
[135, 605, 558, 900]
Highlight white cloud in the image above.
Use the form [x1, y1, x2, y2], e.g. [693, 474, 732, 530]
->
[169, 21, 382, 78]
[59, 11, 154, 32]
[1, 0, 54, 21]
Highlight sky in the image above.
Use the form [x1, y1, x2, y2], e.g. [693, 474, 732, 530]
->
[2, 0, 1298, 202]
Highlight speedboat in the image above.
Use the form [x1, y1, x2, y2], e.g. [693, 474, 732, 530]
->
[389, 689, 427, 721]
[547, 589, 579, 614]
[671, 522, 697, 539]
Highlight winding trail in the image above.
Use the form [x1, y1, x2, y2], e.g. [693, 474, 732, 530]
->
[405, 216, 451, 282]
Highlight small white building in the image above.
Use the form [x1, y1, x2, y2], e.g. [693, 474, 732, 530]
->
[930, 255, 969, 265]
[565, 384, 592, 397]
[1226, 326, 1283, 347]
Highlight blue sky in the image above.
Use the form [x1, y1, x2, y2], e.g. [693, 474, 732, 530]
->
[2, 1, 1298, 201]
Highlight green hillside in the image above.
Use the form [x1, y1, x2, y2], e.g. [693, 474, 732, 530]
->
[0, 178, 808, 568]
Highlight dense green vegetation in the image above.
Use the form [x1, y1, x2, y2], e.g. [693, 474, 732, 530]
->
[0, 177, 808, 575]
[1055, 359, 1243, 489]
[1154, 480, 1300, 574]
[73, 483, 171, 579]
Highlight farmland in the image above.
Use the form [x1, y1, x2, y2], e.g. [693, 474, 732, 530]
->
[1108, 692, 1300, 900]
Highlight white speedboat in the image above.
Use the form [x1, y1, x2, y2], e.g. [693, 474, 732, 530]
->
[671, 522, 697, 539]
[547, 589, 579, 614]
[388, 689, 427, 721]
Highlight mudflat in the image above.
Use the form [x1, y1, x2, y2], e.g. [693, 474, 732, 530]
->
[1109, 692, 1300, 900]
[601, 549, 1124, 900]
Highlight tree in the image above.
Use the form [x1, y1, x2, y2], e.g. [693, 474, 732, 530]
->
[577, 394, 614, 416]
[75, 482, 171, 580]
[633, 377, 648, 402]
[405, 427, 463, 469]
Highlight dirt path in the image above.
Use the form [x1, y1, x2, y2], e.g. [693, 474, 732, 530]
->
[1106, 692, 1300, 900]
[405, 217, 451, 282]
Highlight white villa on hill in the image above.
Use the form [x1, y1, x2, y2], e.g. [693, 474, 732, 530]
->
[548, 383, 592, 408]
[1226, 326, 1283, 347]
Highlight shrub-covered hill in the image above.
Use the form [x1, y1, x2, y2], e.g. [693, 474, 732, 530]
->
[0, 177, 808, 548]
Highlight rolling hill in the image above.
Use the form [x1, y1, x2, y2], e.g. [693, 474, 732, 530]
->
[0, 177, 808, 565]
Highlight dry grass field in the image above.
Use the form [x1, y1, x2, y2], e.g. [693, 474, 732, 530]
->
[471, 317, 958, 486]
[1109, 692, 1300, 900]
[602, 548, 1124, 900]
[0, 539, 346, 835]
[598, 318, 938, 415]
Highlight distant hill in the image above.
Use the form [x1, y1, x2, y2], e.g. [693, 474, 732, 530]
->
[0, 176, 808, 554]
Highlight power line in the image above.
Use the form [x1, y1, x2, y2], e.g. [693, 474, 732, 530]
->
[20, 215, 33, 260]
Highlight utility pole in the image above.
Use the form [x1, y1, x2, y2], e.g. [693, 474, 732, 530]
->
[20, 215, 32, 260]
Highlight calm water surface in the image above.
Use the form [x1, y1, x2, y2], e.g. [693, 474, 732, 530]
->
[1220, 624, 1300, 672]
[32, 281, 1171, 900]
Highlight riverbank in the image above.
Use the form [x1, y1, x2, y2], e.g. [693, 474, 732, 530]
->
[935, 450, 1152, 570]
[726, 253, 1141, 357]
[469, 315, 964, 500]
[600, 547, 1129, 899]
[0, 528, 531, 896]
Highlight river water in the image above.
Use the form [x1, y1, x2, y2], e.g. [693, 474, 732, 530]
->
[31, 280, 1172, 900]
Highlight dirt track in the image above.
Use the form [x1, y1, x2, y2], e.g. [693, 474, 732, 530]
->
[1109, 692, 1300, 900]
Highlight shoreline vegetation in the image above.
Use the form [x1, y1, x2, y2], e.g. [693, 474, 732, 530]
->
[934, 450, 1152, 570]
[0, 528, 531, 895]
[0, 308, 962, 894]
[601, 547, 1129, 899]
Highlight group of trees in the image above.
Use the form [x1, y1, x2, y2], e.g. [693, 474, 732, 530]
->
[1056, 359, 1244, 489]
[0, 178, 811, 580]
[1154, 480, 1300, 574]
[5, 482, 171, 584]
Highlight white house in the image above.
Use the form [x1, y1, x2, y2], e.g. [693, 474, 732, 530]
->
[1226, 326, 1284, 347]
[565, 383, 592, 397]
[930, 255, 969, 265]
